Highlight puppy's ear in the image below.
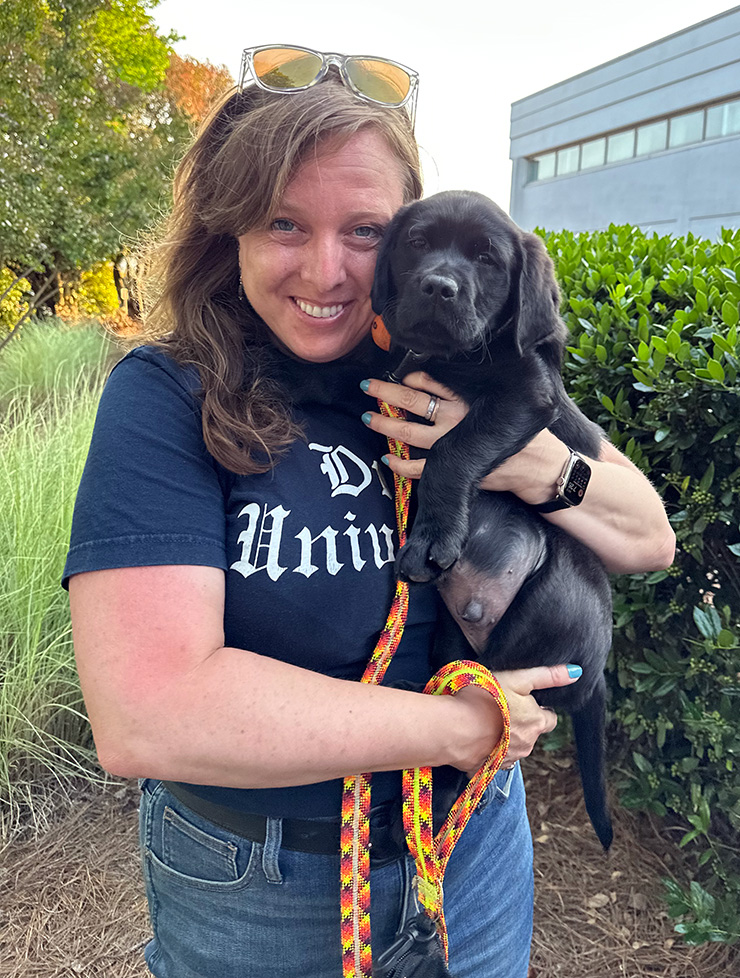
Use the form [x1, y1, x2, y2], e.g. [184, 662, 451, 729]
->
[515, 232, 564, 355]
[371, 206, 408, 316]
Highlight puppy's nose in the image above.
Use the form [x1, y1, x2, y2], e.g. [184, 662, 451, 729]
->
[420, 273, 458, 300]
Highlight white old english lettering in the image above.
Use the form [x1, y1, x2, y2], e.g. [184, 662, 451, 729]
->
[343, 511, 366, 571]
[308, 442, 372, 497]
[364, 523, 396, 569]
[230, 505, 395, 579]
[293, 526, 344, 578]
[230, 502, 290, 581]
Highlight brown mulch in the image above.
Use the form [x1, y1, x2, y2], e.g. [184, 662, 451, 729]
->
[1, 750, 738, 978]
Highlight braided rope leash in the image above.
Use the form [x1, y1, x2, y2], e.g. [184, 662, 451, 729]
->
[340, 400, 411, 978]
[339, 400, 511, 976]
[402, 661, 511, 961]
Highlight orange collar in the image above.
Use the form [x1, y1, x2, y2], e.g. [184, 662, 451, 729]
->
[371, 315, 391, 351]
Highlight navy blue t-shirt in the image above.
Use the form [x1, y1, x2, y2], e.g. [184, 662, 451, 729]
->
[62, 342, 439, 817]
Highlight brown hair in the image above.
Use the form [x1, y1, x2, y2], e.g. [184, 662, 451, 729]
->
[134, 78, 423, 474]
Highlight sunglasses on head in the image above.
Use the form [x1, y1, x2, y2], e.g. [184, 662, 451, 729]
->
[238, 45, 419, 127]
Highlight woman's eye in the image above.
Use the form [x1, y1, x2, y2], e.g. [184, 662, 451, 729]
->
[272, 219, 296, 232]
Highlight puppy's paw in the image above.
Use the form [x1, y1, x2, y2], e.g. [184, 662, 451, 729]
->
[397, 525, 464, 583]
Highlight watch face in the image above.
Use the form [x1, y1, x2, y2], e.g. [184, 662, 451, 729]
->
[562, 457, 591, 505]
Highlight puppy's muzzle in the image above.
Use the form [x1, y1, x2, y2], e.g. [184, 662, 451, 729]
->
[420, 273, 459, 301]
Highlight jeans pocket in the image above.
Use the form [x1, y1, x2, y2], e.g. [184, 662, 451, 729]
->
[477, 762, 518, 815]
[492, 762, 517, 803]
[142, 783, 259, 892]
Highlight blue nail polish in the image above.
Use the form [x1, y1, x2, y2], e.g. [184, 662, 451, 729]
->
[567, 664, 582, 679]
[361, 412, 372, 425]
[360, 380, 370, 392]
[381, 455, 390, 466]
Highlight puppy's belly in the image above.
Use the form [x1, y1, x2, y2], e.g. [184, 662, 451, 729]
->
[436, 492, 548, 653]
[438, 558, 534, 655]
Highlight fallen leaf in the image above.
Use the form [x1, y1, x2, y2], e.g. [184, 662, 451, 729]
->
[535, 834, 550, 843]
[587, 893, 610, 909]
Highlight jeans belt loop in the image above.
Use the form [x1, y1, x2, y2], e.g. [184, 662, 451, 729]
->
[262, 816, 284, 884]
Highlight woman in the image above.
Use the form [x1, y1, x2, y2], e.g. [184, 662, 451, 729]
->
[63, 48, 675, 978]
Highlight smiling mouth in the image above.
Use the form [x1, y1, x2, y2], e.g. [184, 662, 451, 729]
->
[293, 298, 346, 319]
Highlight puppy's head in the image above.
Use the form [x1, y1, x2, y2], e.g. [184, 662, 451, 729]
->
[372, 190, 564, 358]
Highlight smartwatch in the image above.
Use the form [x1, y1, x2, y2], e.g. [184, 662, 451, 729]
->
[535, 448, 591, 513]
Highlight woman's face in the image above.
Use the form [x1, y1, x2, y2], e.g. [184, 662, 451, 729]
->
[238, 129, 406, 363]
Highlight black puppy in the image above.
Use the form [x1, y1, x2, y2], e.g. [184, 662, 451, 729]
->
[371, 190, 614, 852]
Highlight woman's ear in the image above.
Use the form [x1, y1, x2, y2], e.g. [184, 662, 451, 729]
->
[514, 233, 565, 355]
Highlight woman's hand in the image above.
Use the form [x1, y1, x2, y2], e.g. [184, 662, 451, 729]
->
[361, 372, 563, 498]
[361, 372, 675, 574]
[361, 371, 466, 476]
[450, 663, 581, 778]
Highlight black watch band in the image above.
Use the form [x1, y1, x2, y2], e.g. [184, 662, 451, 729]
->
[535, 448, 591, 513]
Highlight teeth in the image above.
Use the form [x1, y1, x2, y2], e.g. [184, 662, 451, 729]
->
[295, 299, 344, 318]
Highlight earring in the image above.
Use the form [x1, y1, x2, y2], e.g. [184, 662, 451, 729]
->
[238, 279, 245, 301]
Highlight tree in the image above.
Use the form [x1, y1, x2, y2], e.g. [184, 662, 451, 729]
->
[166, 51, 233, 125]
[0, 0, 193, 317]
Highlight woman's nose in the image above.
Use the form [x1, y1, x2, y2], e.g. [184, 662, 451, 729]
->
[299, 235, 347, 293]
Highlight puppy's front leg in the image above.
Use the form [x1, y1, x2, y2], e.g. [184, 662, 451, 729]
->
[398, 394, 551, 582]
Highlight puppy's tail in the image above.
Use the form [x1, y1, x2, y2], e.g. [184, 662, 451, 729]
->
[571, 676, 613, 851]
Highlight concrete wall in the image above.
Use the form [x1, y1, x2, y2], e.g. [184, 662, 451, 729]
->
[509, 7, 740, 236]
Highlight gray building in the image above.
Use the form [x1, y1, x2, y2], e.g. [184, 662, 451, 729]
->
[509, 7, 740, 238]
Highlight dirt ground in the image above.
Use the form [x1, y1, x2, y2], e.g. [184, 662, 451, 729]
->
[1, 748, 738, 978]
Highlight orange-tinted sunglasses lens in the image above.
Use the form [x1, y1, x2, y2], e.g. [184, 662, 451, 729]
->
[252, 48, 323, 89]
[346, 58, 411, 105]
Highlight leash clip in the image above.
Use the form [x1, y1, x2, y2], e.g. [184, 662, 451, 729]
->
[385, 349, 428, 385]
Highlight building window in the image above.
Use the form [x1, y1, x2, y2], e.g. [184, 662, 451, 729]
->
[580, 137, 606, 169]
[636, 119, 668, 155]
[525, 94, 740, 182]
[531, 152, 556, 180]
[669, 109, 704, 147]
[706, 98, 740, 138]
[556, 145, 580, 175]
[607, 129, 635, 163]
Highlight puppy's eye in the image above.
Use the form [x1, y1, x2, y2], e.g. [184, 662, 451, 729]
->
[409, 237, 427, 250]
[476, 252, 495, 264]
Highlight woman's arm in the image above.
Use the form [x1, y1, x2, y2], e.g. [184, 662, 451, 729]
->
[361, 372, 675, 575]
[69, 564, 580, 785]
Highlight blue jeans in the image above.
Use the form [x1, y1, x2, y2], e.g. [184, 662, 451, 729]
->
[138, 765, 533, 977]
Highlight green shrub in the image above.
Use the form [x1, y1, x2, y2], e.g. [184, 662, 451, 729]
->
[542, 223, 740, 944]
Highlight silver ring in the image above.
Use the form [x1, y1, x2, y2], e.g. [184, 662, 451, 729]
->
[423, 395, 439, 423]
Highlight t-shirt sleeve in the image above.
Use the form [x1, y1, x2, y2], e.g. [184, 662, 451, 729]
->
[61, 346, 228, 590]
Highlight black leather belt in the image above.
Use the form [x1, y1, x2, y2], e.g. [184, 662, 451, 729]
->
[162, 781, 408, 866]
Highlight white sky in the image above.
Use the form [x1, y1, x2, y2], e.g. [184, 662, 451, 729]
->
[152, 0, 738, 209]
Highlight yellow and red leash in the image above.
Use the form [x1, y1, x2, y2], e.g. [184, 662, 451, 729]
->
[339, 399, 510, 977]
[402, 662, 510, 959]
